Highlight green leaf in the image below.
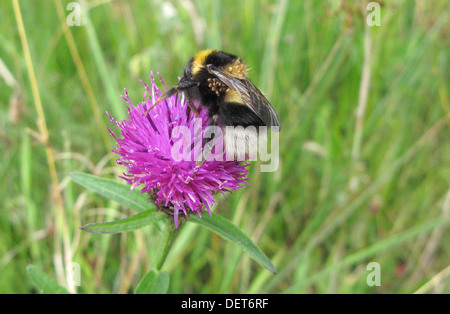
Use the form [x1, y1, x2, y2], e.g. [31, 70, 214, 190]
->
[69, 172, 151, 212]
[134, 269, 170, 294]
[80, 210, 166, 234]
[189, 214, 276, 274]
[26, 265, 70, 294]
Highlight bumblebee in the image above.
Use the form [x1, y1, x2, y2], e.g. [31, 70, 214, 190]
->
[153, 49, 281, 160]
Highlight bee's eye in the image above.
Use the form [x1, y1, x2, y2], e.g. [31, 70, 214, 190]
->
[183, 66, 191, 78]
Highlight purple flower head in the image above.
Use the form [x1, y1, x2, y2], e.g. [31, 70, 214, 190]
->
[107, 73, 249, 227]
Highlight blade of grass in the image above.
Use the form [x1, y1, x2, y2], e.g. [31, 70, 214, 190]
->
[306, 115, 449, 251]
[414, 264, 450, 294]
[12, 0, 73, 292]
[20, 132, 40, 261]
[350, 18, 372, 164]
[189, 214, 276, 274]
[53, 0, 112, 151]
[258, 0, 289, 97]
[82, 1, 124, 120]
[263, 115, 450, 292]
[283, 215, 450, 292]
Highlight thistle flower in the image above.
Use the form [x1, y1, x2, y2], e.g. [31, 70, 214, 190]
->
[107, 73, 249, 227]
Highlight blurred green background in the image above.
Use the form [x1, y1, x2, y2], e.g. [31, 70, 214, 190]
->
[1, 0, 449, 293]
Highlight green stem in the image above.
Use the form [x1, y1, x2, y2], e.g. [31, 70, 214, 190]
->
[154, 221, 177, 271]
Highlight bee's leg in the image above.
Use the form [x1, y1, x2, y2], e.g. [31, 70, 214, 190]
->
[144, 79, 199, 116]
[176, 79, 200, 91]
[184, 88, 199, 117]
[143, 86, 178, 116]
[187, 97, 199, 116]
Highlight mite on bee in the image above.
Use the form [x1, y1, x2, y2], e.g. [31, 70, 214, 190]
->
[149, 49, 281, 161]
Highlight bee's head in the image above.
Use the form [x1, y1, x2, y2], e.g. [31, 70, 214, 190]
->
[189, 50, 240, 76]
[205, 51, 248, 80]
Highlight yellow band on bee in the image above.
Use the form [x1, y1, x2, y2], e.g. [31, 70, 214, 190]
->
[192, 49, 216, 75]
[224, 89, 244, 104]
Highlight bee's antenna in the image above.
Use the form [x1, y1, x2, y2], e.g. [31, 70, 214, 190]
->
[143, 86, 178, 116]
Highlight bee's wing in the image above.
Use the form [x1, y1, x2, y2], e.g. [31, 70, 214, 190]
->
[207, 65, 281, 129]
